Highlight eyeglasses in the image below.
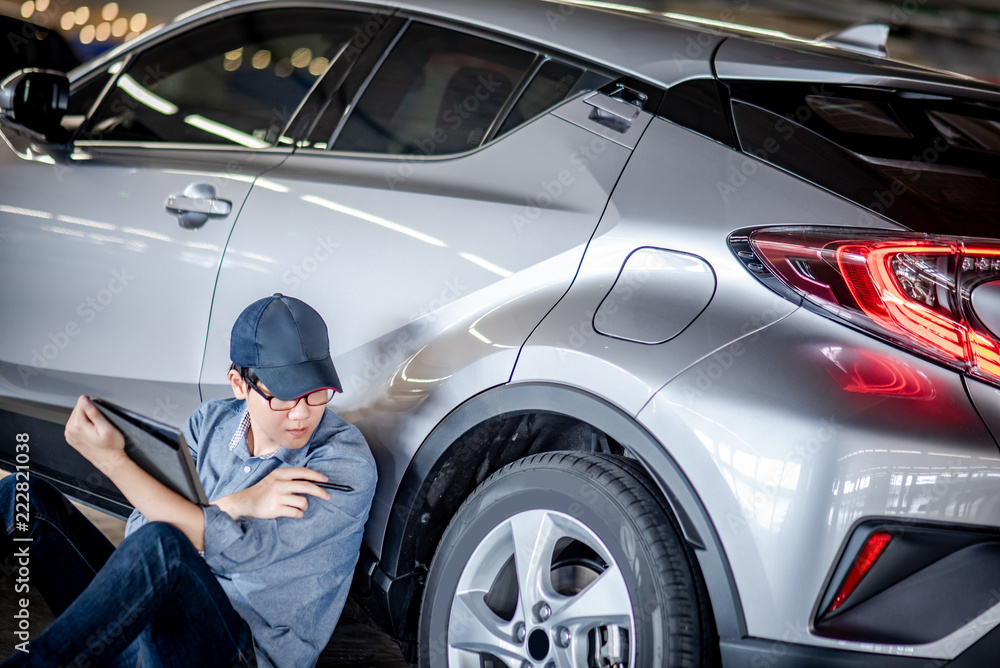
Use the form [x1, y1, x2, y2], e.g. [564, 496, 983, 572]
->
[241, 372, 335, 411]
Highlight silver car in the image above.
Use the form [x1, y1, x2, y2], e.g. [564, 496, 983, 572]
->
[4, 1, 1000, 666]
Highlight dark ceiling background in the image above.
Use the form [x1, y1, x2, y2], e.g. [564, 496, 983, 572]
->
[4, 0, 1000, 81]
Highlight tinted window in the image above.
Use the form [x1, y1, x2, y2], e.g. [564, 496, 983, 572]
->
[333, 23, 534, 155]
[68, 69, 114, 117]
[729, 82, 1000, 236]
[82, 9, 366, 146]
[494, 59, 584, 137]
[62, 65, 119, 135]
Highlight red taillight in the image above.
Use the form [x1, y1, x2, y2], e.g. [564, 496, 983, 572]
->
[828, 531, 892, 613]
[747, 228, 1000, 387]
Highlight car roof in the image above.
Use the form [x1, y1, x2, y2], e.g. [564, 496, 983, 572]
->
[81, 0, 1000, 99]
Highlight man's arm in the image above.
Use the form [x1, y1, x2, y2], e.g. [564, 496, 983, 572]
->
[203, 431, 377, 575]
[212, 466, 331, 520]
[64, 395, 207, 550]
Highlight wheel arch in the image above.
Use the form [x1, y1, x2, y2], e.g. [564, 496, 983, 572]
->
[369, 381, 745, 645]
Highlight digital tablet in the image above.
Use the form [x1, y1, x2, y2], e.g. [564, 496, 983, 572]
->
[90, 397, 209, 506]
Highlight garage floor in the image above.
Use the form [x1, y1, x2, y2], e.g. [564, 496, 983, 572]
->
[0, 502, 409, 667]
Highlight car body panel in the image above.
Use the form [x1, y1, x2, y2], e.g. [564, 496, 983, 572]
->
[714, 36, 1000, 97]
[512, 116, 902, 415]
[0, 144, 284, 405]
[199, 102, 635, 549]
[639, 306, 1000, 658]
[592, 247, 718, 345]
[0, 144, 285, 512]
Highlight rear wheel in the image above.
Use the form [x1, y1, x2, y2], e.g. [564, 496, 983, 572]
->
[418, 451, 714, 668]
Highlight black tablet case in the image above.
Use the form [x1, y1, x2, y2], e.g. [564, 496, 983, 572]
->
[90, 398, 209, 506]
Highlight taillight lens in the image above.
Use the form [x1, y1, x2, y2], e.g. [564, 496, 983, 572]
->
[744, 227, 1000, 386]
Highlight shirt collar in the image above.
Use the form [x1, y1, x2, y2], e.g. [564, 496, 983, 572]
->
[228, 407, 280, 460]
[227, 405, 317, 463]
[228, 408, 251, 453]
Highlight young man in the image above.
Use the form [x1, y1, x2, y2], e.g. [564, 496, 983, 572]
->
[0, 293, 377, 667]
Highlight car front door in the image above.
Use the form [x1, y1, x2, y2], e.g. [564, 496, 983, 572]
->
[0, 5, 378, 510]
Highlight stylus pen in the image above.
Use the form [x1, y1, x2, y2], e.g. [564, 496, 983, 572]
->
[314, 481, 354, 492]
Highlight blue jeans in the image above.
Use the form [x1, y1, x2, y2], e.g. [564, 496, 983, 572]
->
[0, 476, 255, 667]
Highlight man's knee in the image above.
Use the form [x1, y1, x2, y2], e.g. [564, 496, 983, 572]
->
[126, 522, 197, 563]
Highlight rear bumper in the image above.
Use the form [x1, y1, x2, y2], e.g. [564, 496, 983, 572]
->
[723, 621, 1000, 667]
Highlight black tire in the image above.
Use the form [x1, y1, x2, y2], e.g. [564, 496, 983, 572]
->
[418, 451, 713, 668]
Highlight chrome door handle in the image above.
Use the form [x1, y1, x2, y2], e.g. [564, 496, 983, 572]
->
[584, 93, 640, 132]
[166, 195, 231, 216]
[166, 183, 232, 229]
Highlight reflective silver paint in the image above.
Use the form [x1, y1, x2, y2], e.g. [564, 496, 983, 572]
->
[714, 38, 1000, 103]
[0, 144, 283, 411]
[513, 117, 900, 414]
[198, 101, 633, 548]
[552, 93, 651, 149]
[593, 248, 716, 345]
[639, 308, 1000, 657]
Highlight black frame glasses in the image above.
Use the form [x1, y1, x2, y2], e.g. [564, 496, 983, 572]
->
[241, 372, 334, 411]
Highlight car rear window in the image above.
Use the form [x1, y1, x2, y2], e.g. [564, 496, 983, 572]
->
[728, 82, 1000, 237]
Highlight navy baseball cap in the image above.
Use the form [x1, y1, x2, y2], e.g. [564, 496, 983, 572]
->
[230, 294, 342, 400]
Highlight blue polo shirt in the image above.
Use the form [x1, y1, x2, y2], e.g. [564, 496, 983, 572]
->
[125, 397, 377, 668]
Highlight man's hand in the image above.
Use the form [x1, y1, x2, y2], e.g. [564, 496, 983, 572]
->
[64, 395, 128, 476]
[212, 467, 331, 520]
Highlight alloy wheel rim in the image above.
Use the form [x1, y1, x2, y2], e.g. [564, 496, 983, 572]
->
[447, 509, 635, 667]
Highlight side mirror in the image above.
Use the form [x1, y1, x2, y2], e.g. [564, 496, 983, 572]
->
[0, 69, 69, 139]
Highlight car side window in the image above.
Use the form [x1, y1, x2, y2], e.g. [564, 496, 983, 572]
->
[332, 23, 535, 155]
[493, 59, 589, 138]
[62, 63, 121, 134]
[81, 9, 368, 147]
